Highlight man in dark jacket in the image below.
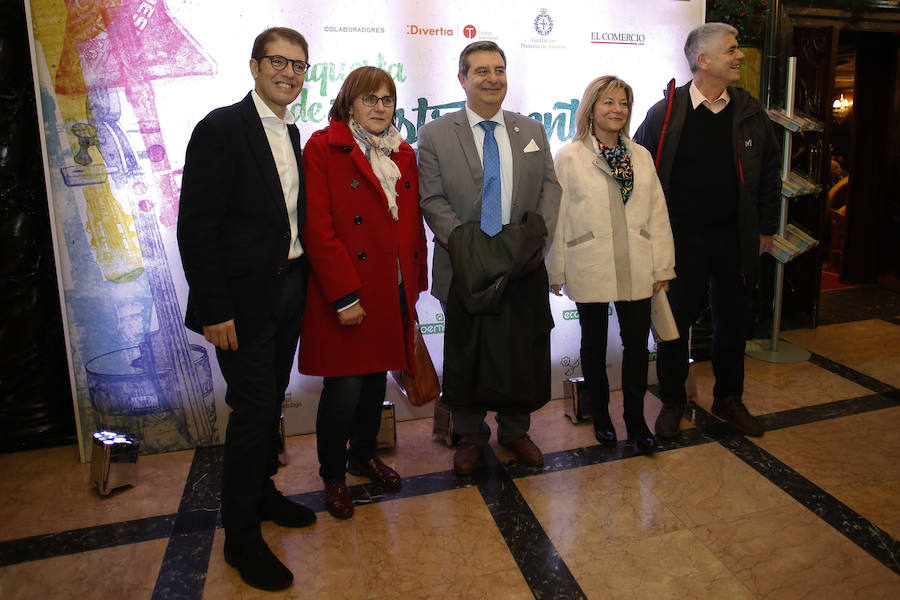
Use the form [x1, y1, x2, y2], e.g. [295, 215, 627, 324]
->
[633, 22, 780, 439]
[177, 27, 314, 591]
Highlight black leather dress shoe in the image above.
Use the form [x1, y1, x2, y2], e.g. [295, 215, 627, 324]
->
[593, 410, 617, 448]
[261, 491, 316, 528]
[594, 427, 617, 448]
[224, 538, 293, 591]
[626, 420, 658, 453]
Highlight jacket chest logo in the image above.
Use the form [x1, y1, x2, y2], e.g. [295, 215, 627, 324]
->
[744, 138, 753, 148]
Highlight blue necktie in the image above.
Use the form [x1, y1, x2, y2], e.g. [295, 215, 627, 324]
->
[478, 120, 502, 237]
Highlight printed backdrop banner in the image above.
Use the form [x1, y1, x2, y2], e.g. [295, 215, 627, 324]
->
[27, 0, 704, 460]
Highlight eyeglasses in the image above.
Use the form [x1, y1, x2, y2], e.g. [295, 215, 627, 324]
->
[359, 94, 395, 108]
[259, 55, 309, 75]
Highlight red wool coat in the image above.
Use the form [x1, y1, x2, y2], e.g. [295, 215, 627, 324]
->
[298, 119, 428, 377]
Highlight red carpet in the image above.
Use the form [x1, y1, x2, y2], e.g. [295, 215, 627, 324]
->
[821, 270, 857, 291]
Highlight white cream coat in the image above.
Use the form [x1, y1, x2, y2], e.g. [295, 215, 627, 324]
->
[546, 136, 675, 303]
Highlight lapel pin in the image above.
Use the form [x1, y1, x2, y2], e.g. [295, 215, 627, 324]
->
[514, 126, 520, 132]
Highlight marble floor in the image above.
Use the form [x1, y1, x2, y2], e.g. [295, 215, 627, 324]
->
[1, 291, 899, 599]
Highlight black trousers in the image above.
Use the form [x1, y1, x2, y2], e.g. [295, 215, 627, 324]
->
[656, 234, 747, 406]
[215, 260, 306, 545]
[316, 372, 387, 482]
[576, 298, 651, 426]
[315, 283, 407, 482]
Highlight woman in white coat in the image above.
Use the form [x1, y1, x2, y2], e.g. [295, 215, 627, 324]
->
[547, 75, 675, 452]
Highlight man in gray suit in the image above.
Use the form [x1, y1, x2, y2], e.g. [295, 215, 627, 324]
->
[418, 41, 561, 475]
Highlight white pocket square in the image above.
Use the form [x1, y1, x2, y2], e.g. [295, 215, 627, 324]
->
[523, 139, 540, 153]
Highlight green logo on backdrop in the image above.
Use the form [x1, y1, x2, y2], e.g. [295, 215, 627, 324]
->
[289, 53, 580, 145]
[560, 306, 613, 320]
[419, 313, 444, 335]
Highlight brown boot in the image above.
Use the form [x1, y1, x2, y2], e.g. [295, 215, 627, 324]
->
[324, 481, 354, 519]
[712, 396, 764, 437]
[500, 435, 544, 468]
[453, 443, 482, 475]
[347, 456, 401, 489]
[654, 402, 684, 439]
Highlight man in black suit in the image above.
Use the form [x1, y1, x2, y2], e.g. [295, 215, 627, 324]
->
[177, 27, 313, 592]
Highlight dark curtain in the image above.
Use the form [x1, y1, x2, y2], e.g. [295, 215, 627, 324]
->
[0, 0, 75, 452]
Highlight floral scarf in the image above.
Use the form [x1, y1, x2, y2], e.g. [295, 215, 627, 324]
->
[349, 118, 402, 220]
[595, 133, 633, 204]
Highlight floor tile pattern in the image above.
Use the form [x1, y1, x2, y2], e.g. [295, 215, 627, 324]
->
[2, 307, 900, 599]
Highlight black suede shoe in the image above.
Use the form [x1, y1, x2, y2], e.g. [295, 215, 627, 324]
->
[224, 538, 293, 591]
[261, 491, 316, 528]
[654, 402, 685, 439]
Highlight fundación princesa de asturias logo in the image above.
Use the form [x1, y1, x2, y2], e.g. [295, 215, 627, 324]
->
[523, 8, 565, 50]
[534, 8, 553, 36]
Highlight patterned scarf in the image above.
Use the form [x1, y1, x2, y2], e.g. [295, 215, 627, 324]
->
[595, 133, 634, 204]
[349, 118, 402, 220]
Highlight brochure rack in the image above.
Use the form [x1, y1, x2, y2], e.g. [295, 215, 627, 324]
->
[747, 57, 817, 364]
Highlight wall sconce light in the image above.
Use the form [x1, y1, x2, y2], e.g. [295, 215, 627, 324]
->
[832, 94, 852, 123]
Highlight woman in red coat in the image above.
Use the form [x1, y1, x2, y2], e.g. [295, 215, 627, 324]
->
[299, 67, 428, 519]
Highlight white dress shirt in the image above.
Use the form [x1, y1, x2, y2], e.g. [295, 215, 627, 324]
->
[251, 90, 304, 259]
[689, 80, 731, 115]
[465, 105, 514, 225]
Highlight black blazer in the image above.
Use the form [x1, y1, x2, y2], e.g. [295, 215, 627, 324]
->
[177, 92, 306, 344]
